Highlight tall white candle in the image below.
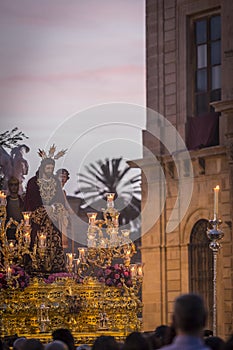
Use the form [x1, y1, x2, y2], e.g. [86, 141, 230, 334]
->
[214, 185, 220, 220]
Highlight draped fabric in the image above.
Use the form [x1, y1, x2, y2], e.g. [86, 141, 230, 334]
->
[186, 113, 219, 150]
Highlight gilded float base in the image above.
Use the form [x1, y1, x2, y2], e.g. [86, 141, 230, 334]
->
[0, 277, 142, 345]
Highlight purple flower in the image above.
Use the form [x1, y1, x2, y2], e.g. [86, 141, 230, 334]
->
[104, 269, 111, 276]
[106, 278, 112, 285]
[126, 280, 132, 287]
[97, 265, 132, 287]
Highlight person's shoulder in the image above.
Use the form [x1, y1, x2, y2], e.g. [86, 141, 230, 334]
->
[25, 176, 38, 191]
[27, 176, 37, 183]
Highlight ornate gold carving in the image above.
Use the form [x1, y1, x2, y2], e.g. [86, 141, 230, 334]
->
[37, 178, 56, 204]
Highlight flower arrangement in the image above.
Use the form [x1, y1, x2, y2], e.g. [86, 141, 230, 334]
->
[0, 265, 30, 290]
[44, 272, 73, 284]
[97, 264, 132, 288]
[44, 272, 83, 284]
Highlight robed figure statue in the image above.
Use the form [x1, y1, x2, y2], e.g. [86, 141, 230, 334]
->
[24, 147, 68, 274]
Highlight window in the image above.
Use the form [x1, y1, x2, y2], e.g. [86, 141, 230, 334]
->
[194, 15, 221, 116]
[189, 219, 213, 329]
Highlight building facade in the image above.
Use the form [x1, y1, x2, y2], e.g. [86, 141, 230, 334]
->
[142, 0, 233, 338]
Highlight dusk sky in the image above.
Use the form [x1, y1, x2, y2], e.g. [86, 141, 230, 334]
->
[0, 1, 146, 194]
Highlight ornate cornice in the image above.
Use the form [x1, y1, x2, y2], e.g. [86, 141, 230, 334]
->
[210, 100, 233, 114]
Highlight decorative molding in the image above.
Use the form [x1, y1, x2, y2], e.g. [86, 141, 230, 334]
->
[224, 50, 233, 58]
[210, 100, 233, 114]
[228, 142, 233, 162]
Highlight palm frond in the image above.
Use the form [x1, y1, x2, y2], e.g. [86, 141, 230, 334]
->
[75, 157, 141, 233]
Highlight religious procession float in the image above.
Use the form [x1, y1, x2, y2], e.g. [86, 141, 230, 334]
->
[0, 191, 143, 344]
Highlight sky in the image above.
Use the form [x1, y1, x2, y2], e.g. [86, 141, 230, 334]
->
[0, 0, 146, 195]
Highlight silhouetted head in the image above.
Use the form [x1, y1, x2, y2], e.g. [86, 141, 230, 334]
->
[45, 340, 68, 350]
[13, 337, 27, 350]
[154, 325, 170, 346]
[92, 336, 119, 350]
[52, 328, 75, 350]
[21, 339, 44, 350]
[122, 332, 150, 350]
[173, 294, 207, 335]
[56, 169, 70, 187]
[8, 176, 20, 195]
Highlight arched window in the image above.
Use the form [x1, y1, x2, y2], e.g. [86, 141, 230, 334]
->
[189, 219, 213, 328]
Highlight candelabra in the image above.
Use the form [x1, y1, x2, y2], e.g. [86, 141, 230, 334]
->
[207, 185, 224, 336]
[0, 194, 48, 279]
[71, 193, 141, 281]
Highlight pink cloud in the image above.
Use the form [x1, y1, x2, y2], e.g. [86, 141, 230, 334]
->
[0, 1, 143, 29]
[1, 64, 143, 84]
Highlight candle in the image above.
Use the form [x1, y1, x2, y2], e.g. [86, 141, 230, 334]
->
[87, 212, 97, 226]
[126, 249, 131, 257]
[66, 253, 74, 267]
[0, 191, 6, 206]
[8, 240, 15, 252]
[73, 258, 81, 273]
[38, 232, 47, 248]
[78, 247, 86, 262]
[24, 232, 31, 245]
[113, 214, 119, 227]
[6, 266, 12, 279]
[137, 264, 143, 277]
[130, 264, 137, 278]
[214, 185, 220, 220]
[22, 211, 31, 226]
[106, 193, 115, 208]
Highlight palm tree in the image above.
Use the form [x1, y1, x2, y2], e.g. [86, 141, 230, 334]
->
[75, 157, 141, 235]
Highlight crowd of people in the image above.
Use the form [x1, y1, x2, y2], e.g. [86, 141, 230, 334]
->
[0, 293, 233, 350]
